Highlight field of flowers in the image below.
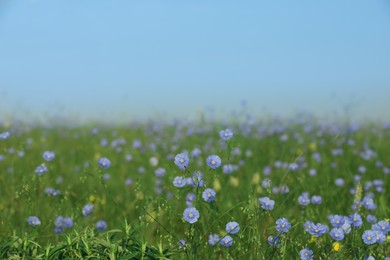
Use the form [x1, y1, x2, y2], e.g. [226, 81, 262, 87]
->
[0, 115, 389, 259]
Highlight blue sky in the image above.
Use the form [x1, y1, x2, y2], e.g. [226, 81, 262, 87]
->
[1, 0, 390, 122]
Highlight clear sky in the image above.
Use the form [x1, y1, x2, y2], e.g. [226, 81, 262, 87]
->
[1, 0, 390, 123]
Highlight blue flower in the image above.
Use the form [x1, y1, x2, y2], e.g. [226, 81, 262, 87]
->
[173, 176, 186, 188]
[186, 193, 196, 207]
[124, 178, 133, 186]
[178, 239, 187, 249]
[220, 235, 233, 247]
[311, 195, 322, 205]
[190, 171, 205, 187]
[44, 187, 61, 196]
[183, 207, 200, 224]
[96, 220, 107, 231]
[261, 178, 272, 188]
[206, 155, 221, 169]
[82, 203, 94, 217]
[267, 235, 281, 246]
[276, 218, 291, 233]
[362, 230, 376, 245]
[362, 196, 377, 210]
[373, 230, 386, 243]
[222, 164, 234, 174]
[27, 216, 41, 227]
[335, 178, 344, 186]
[155, 167, 166, 177]
[208, 234, 220, 246]
[329, 215, 345, 228]
[308, 223, 329, 237]
[54, 216, 73, 233]
[258, 197, 275, 210]
[0, 131, 10, 140]
[174, 153, 189, 170]
[366, 214, 377, 224]
[349, 213, 363, 228]
[62, 217, 73, 228]
[220, 129, 233, 141]
[372, 220, 390, 234]
[226, 221, 240, 234]
[98, 157, 111, 169]
[341, 219, 352, 234]
[330, 228, 344, 241]
[43, 151, 55, 161]
[298, 193, 310, 206]
[202, 188, 216, 202]
[300, 248, 313, 260]
[35, 164, 48, 176]
[191, 148, 202, 158]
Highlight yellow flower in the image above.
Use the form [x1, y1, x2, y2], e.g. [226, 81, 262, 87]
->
[309, 236, 317, 243]
[252, 172, 260, 185]
[229, 177, 239, 187]
[309, 142, 317, 151]
[333, 242, 340, 252]
[89, 195, 96, 203]
[213, 179, 221, 192]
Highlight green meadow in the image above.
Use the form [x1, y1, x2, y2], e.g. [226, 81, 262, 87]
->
[0, 117, 389, 259]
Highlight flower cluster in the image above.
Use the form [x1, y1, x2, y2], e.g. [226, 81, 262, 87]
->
[54, 216, 73, 234]
[27, 216, 41, 227]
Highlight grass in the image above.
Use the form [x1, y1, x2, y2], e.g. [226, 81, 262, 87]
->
[0, 116, 389, 259]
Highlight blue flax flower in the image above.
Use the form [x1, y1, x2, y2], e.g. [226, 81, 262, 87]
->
[267, 235, 281, 246]
[186, 193, 196, 207]
[0, 131, 10, 140]
[362, 230, 376, 245]
[329, 215, 345, 228]
[96, 220, 107, 231]
[82, 203, 94, 217]
[43, 151, 55, 161]
[366, 214, 377, 224]
[173, 176, 186, 188]
[258, 197, 275, 210]
[362, 196, 377, 210]
[98, 157, 111, 169]
[300, 248, 313, 260]
[311, 195, 322, 205]
[27, 216, 41, 227]
[183, 207, 200, 224]
[373, 230, 386, 243]
[308, 223, 329, 237]
[220, 129, 233, 141]
[349, 213, 363, 228]
[206, 155, 221, 169]
[54, 216, 73, 234]
[298, 193, 310, 206]
[174, 153, 189, 170]
[220, 235, 233, 247]
[226, 221, 240, 234]
[202, 188, 216, 202]
[330, 228, 344, 241]
[372, 220, 390, 234]
[208, 234, 220, 246]
[276, 218, 291, 233]
[35, 164, 48, 176]
[222, 164, 234, 174]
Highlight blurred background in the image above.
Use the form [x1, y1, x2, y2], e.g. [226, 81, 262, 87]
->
[1, 0, 389, 123]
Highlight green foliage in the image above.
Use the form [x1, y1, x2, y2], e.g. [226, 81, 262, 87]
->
[0, 118, 389, 259]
